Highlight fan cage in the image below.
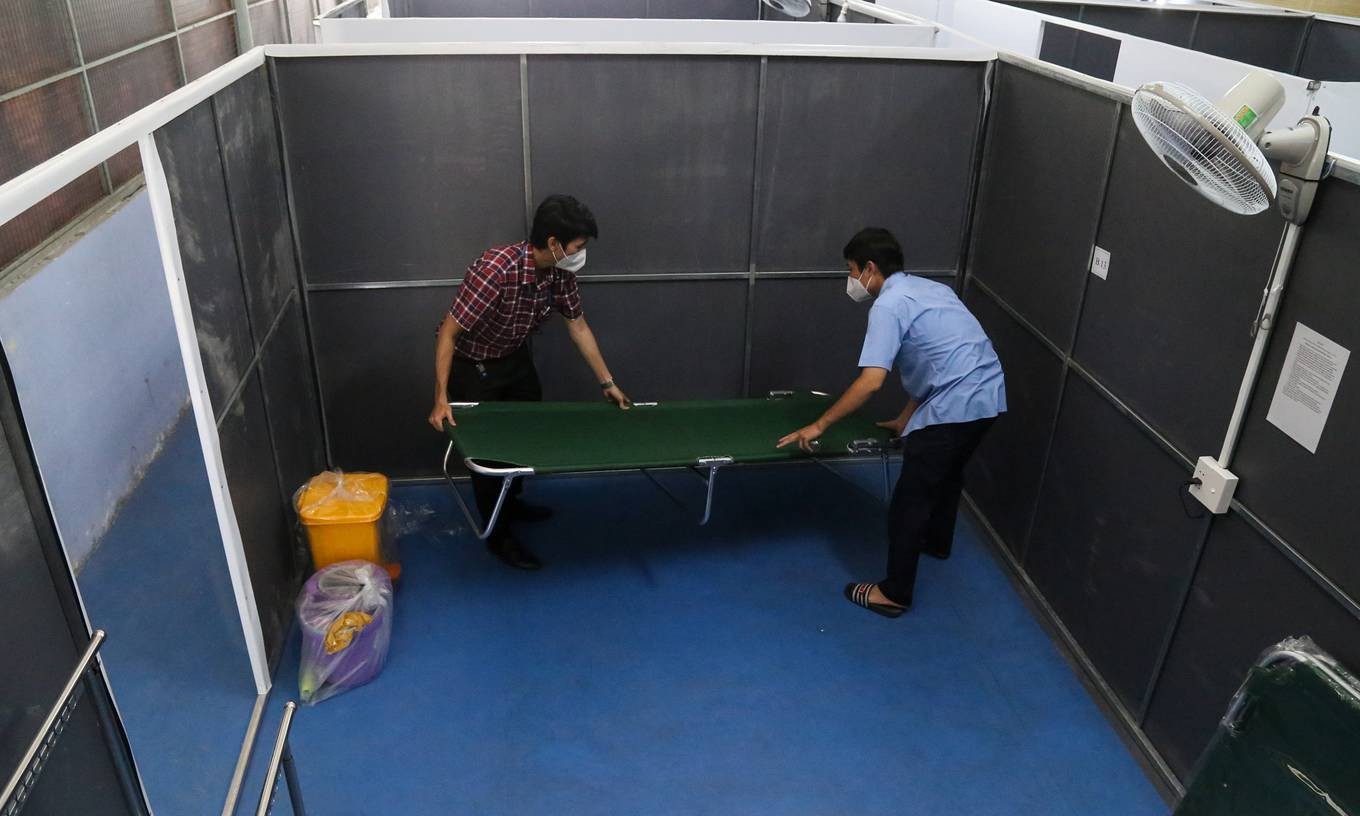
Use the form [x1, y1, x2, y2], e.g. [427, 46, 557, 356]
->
[1131, 82, 1277, 216]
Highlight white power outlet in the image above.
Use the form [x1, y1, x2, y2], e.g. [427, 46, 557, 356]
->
[1189, 456, 1238, 515]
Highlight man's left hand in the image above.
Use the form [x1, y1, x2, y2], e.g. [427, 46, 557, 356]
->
[777, 422, 825, 452]
[604, 385, 632, 409]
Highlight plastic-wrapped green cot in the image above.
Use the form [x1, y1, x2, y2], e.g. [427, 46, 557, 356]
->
[1175, 637, 1360, 816]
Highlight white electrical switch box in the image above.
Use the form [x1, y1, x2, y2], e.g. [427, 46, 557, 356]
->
[1189, 456, 1238, 515]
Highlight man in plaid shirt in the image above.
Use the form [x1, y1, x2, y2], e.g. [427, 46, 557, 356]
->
[428, 195, 630, 570]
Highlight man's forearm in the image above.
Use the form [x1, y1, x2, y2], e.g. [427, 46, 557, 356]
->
[433, 327, 457, 400]
[816, 376, 880, 430]
[568, 321, 613, 384]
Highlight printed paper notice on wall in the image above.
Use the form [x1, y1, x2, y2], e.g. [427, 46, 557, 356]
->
[1090, 246, 1110, 280]
[1266, 322, 1350, 454]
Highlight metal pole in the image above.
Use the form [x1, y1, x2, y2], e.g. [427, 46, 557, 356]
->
[1217, 222, 1303, 470]
[256, 702, 301, 816]
[234, 0, 255, 51]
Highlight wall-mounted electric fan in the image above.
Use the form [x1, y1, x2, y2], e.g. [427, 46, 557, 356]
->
[1128, 71, 1333, 515]
[1131, 71, 1331, 224]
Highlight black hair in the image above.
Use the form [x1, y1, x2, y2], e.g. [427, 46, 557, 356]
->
[530, 194, 598, 249]
[842, 227, 904, 275]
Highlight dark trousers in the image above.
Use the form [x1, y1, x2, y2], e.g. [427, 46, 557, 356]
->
[879, 417, 994, 606]
[447, 343, 541, 546]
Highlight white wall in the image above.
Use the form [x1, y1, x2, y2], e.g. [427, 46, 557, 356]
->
[0, 190, 189, 569]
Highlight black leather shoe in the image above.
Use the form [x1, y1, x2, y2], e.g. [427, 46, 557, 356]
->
[487, 537, 542, 571]
[923, 549, 951, 561]
[508, 499, 553, 523]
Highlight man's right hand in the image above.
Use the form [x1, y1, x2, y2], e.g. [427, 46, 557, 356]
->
[429, 401, 455, 432]
[876, 417, 907, 437]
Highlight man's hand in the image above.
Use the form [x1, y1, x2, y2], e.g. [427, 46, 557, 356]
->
[777, 421, 826, 453]
[876, 416, 907, 437]
[604, 384, 632, 409]
[429, 401, 454, 432]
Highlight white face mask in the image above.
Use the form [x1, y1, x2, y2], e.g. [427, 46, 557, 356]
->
[846, 269, 872, 302]
[552, 243, 588, 273]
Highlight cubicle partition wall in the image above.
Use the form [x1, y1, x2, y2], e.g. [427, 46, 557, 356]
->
[1000, 0, 1360, 80]
[961, 57, 1360, 792]
[7, 26, 1360, 807]
[149, 64, 326, 666]
[271, 47, 988, 477]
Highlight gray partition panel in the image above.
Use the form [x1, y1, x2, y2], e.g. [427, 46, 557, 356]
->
[397, 0, 532, 14]
[1025, 371, 1207, 711]
[746, 276, 907, 417]
[757, 59, 984, 273]
[1079, 6, 1195, 46]
[1039, 21, 1120, 81]
[1189, 14, 1307, 74]
[1074, 111, 1284, 460]
[968, 64, 1119, 350]
[648, 0, 758, 18]
[309, 287, 461, 477]
[530, 0, 646, 14]
[534, 279, 749, 401]
[1142, 509, 1360, 781]
[528, 55, 759, 275]
[273, 55, 525, 285]
[962, 282, 1064, 559]
[1298, 20, 1360, 81]
[155, 104, 254, 411]
[218, 373, 294, 659]
[260, 299, 325, 500]
[1233, 181, 1360, 603]
[1, 359, 140, 815]
[213, 68, 298, 343]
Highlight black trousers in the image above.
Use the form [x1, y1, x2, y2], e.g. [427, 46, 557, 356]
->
[879, 417, 994, 606]
[447, 343, 541, 546]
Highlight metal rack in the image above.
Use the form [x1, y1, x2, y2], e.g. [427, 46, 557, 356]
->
[1, 630, 107, 816]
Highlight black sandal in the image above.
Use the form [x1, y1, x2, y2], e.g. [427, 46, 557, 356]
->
[844, 583, 907, 618]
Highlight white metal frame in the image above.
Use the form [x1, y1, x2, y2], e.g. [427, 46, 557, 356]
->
[314, 15, 941, 46]
[269, 39, 989, 60]
[140, 134, 272, 695]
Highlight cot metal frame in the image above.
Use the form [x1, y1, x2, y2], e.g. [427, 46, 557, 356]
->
[441, 391, 895, 541]
[1223, 642, 1360, 731]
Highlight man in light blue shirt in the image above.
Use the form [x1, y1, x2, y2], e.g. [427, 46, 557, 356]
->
[779, 228, 1006, 618]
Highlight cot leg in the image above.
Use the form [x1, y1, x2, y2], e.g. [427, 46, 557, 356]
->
[700, 465, 720, 525]
[695, 458, 731, 525]
[881, 452, 891, 503]
[442, 441, 515, 541]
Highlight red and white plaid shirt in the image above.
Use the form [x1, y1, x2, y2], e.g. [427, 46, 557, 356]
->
[447, 241, 583, 361]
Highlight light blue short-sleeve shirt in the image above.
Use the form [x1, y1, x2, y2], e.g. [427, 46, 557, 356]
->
[859, 273, 1007, 436]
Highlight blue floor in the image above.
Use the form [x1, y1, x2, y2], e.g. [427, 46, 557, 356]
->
[241, 464, 1168, 816]
[77, 416, 258, 816]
